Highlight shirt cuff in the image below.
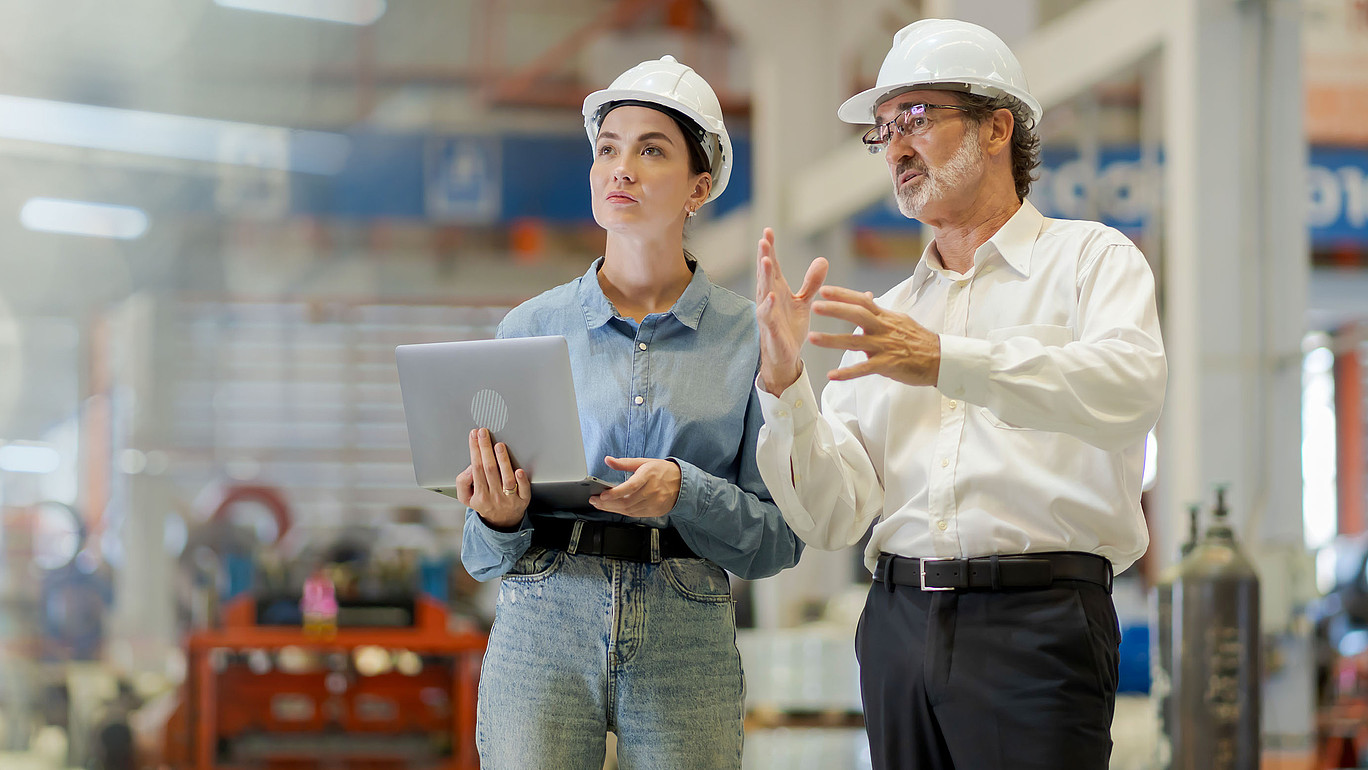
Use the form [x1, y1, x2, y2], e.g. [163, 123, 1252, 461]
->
[755, 367, 820, 436]
[468, 508, 534, 546]
[664, 458, 708, 524]
[936, 333, 992, 405]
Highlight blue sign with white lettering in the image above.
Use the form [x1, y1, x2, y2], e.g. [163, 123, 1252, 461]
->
[425, 136, 501, 223]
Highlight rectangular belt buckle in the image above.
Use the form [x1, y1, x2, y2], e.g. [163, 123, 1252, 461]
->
[919, 557, 955, 591]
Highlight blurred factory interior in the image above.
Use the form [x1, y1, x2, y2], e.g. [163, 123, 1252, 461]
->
[0, 0, 1366, 768]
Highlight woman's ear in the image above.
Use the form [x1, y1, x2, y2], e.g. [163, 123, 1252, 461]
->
[690, 173, 712, 211]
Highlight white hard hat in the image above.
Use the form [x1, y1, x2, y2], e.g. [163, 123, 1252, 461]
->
[837, 18, 1043, 127]
[582, 55, 733, 204]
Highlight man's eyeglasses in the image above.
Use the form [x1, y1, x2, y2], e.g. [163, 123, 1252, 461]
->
[862, 103, 973, 154]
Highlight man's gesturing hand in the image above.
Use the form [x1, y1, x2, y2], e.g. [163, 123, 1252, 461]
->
[808, 285, 941, 387]
[755, 227, 828, 395]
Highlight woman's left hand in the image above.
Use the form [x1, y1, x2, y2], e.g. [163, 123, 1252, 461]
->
[589, 456, 681, 518]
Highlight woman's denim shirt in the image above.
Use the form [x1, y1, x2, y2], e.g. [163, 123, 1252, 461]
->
[461, 258, 803, 581]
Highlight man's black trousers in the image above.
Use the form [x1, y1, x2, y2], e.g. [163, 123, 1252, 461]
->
[855, 578, 1120, 769]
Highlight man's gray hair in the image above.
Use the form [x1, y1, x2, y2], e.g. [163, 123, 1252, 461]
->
[957, 93, 1042, 202]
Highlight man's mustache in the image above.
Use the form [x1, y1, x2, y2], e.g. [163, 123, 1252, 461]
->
[896, 158, 927, 177]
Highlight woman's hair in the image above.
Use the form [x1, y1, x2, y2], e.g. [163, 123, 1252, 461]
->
[957, 93, 1041, 202]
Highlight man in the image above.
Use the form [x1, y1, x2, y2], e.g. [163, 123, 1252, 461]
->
[752, 18, 1167, 770]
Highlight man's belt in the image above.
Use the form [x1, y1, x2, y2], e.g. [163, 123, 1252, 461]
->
[873, 552, 1113, 593]
[531, 517, 700, 563]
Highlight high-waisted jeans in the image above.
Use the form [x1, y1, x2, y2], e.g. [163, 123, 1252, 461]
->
[476, 546, 744, 769]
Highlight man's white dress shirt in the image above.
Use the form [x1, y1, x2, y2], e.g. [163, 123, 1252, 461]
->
[755, 200, 1167, 574]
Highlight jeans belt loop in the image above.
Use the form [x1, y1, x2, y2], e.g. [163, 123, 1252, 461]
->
[990, 554, 1001, 590]
[567, 520, 585, 556]
[649, 528, 661, 564]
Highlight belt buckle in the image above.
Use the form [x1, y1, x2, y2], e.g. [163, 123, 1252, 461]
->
[919, 556, 954, 591]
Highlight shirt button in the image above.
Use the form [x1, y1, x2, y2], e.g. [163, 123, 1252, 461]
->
[948, 400, 958, 409]
[941, 458, 949, 468]
[937, 520, 948, 531]
[638, 342, 647, 351]
[777, 410, 788, 418]
[795, 399, 803, 408]
[634, 395, 644, 405]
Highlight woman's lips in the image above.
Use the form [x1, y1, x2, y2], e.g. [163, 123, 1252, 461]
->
[606, 191, 638, 203]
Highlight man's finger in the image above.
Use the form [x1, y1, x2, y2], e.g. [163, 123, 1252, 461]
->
[812, 299, 879, 329]
[828, 359, 882, 381]
[796, 257, 830, 300]
[809, 330, 879, 353]
[818, 284, 879, 308]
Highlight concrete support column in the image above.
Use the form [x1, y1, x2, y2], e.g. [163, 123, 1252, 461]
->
[105, 294, 179, 675]
[1159, 0, 1314, 753]
[708, 0, 862, 626]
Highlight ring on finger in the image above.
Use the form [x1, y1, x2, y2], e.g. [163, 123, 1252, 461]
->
[502, 486, 517, 496]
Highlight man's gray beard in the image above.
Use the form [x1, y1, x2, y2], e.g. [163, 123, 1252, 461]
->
[895, 128, 984, 219]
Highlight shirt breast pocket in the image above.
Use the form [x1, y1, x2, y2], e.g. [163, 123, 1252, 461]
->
[979, 323, 1073, 431]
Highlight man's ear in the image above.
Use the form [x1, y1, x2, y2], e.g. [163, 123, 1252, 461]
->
[984, 108, 1015, 157]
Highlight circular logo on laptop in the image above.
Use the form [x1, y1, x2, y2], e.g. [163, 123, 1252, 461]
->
[470, 388, 508, 433]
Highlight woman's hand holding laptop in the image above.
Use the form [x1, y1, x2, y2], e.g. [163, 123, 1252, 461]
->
[456, 427, 529, 530]
[588, 456, 682, 518]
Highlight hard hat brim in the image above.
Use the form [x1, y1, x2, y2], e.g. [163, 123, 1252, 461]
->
[836, 79, 1043, 127]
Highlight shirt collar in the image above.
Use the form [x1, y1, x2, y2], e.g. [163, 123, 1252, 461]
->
[576, 256, 712, 330]
[983, 198, 1044, 278]
[908, 198, 1045, 291]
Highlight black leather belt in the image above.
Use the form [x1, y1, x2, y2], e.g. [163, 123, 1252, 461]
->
[873, 552, 1113, 593]
[531, 518, 700, 563]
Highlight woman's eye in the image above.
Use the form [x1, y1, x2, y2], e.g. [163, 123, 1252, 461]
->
[643, 146, 662, 156]
[597, 145, 613, 156]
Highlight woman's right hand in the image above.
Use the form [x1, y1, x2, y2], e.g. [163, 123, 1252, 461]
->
[456, 428, 530, 530]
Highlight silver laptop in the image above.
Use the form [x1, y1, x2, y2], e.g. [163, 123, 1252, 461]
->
[396, 335, 613, 510]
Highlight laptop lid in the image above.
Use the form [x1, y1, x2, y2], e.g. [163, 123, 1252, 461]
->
[395, 335, 610, 506]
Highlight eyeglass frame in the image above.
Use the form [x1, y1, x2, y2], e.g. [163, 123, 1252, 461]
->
[862, 103, 974, 153]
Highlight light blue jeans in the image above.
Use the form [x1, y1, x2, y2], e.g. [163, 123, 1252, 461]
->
[476, 546, 744, 769]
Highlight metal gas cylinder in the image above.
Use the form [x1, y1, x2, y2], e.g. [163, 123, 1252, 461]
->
[1151, 504, 1200, 769]
[1168, 487, 1262, 770]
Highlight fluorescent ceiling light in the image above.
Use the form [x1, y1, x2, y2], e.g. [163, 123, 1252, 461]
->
[215, 0, 386, 25]
[0, 95, 350, 175]
[0, 443, 61, 474]
[21, 198, 150, 240]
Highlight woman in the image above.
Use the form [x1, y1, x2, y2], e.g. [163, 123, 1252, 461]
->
[457, 56, 802, 769]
